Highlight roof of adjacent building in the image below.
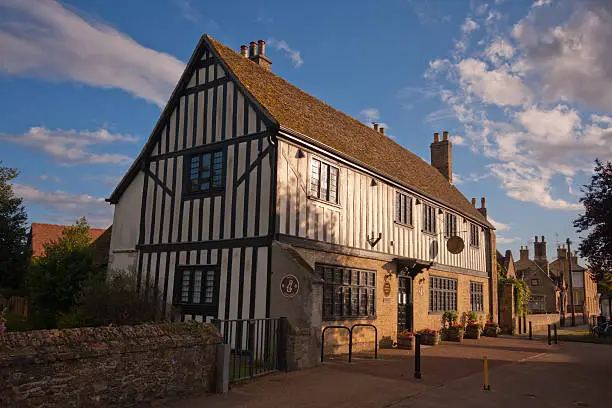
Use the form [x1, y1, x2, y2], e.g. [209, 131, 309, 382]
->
[29, 223, 108, 258]
[109, 35, 492, 228]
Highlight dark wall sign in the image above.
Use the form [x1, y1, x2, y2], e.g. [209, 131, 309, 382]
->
[280, 274, 299, 298]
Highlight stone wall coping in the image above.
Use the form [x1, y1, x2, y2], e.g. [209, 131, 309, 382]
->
[0, 322, 221, 367]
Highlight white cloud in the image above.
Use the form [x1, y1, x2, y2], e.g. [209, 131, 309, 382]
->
[461, 17, 480, 34]
[531, 0, 552, 9]
[457, 58, 531, 106]
[450, 135, 466, 145]
[497, 236, 521, 244]
[425, 108, 456, 124]
[489, 217, 512, 232]
[267, 38, 303, 68]
[484, 38, 515, 65]
[12, 183, 112, 227]
[0, 126, 136, 165]
[39, 174, 62, 182]
[0, 0, 185, 107]
[360, 108, 380, 123]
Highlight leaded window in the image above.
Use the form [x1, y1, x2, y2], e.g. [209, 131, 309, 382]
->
[423, 204, 437, 234]
[429, 276, 457, 312]
[395, 192, 412, 225]
[186, 150, 224, 195]
[470, 281, 484, 312]
[319, 264, 376, 319]
[176, 268, 218, 306]
[310, 158, 339, 204]
[470, 223, 480, 247]
[445, 213, 457, 237]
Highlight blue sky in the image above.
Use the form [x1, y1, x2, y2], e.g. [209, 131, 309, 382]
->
[1, 0, 611, 262]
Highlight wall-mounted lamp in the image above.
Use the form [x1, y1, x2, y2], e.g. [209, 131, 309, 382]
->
[295, 148, 306, 159]
[370, 178, 378, 187]
[415, 198, 421, 205]
[438, 208, 444, 215]
[463, 217, 467, 224]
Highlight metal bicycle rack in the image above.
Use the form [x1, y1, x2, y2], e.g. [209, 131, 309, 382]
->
[321, 323, 379, 363]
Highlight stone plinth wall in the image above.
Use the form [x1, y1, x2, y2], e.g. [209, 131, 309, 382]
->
[0, 323, 221, 407]
[526, 313, 561, 332]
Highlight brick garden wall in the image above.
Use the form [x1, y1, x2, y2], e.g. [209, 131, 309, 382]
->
[526, 313, 561, 332]
[0, 323, 221, 407]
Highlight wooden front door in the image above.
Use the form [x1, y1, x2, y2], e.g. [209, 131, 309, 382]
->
[398, 277, 412, 333]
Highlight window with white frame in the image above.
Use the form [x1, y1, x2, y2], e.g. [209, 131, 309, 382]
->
[310, 158, 339, 204]
[395, 192, 412, 225]
[470, 223, 480, 247]
[174, 267, 219, 316]
[423, 204, 437, 234]
[470, 281, 484, 312]
[429, 276, 457, 312]
[445, 213, 457, 237]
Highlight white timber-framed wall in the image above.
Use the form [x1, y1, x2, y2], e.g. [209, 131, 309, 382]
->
[275, 137, 489, 273]
[108, 42, 276, 323]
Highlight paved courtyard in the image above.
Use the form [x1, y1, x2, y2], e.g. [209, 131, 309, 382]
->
[160, 336, 611, 408]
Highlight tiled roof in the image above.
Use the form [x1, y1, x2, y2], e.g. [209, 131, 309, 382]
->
[207, 36, 491, 226]
[30, 223, 108, 258]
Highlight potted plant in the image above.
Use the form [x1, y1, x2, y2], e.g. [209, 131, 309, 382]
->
[380, 335, 394, 349]
[396, 330, 415, 349]
[484, 321, 499, 337]
[465, 322, 481, 339]
[416, 328, 440, 345]
[446, 322, 464, 342]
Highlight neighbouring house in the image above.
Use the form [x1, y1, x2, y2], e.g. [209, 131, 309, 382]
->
[549, 245, 599, 321]
[106, 35, 497, 366]
[514, 237, 560, 314]
[29, 223, 111, 268]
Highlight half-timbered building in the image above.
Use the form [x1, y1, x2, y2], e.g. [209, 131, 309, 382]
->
[107, 35, 497, 366]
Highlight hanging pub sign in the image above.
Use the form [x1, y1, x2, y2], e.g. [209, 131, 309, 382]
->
[383, 280, 391, 297]
[280, 274, 299, 298]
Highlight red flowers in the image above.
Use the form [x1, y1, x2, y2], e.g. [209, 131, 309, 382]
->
[398, 330, 414, 337]
[417, 328, 438, 335]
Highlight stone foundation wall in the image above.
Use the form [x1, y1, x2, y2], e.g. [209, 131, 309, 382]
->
[0, 323, 221, 407]
[526, 313, 561, 332]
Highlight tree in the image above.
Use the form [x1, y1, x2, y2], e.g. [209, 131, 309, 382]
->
[574, 159, 612, 292]
[28, 217, 104, 328]
[0, 161, 29, 292]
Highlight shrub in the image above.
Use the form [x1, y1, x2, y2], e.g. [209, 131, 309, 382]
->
[58, 269, 162, 329]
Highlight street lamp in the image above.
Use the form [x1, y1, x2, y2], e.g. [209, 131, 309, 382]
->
[567, 238, 576, 327]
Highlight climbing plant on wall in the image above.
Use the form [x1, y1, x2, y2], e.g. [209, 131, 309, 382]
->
[499, 273, 531, 316]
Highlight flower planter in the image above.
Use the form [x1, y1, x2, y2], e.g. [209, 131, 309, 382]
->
[484, 324, 499, 337]
[419, 333, 440, 345]
[397, 335, 415, 350]
[464, 325, 481, 339]
[379, 336, 394, 349]
[446, 327, 464, 342]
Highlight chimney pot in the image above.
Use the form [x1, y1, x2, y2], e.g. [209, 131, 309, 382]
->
[257, 39, 266, 56]
[541, 235, 545, 242]
[481, 197, 486, 208]
[380, 127, 385, 135]
[471, 198, 476, 206]
[443, 131, 449, 141]
[535, 236, 538, 242]
[373, 122, 379, 131]
[240, 45, 248, 57]
[433, 132, 440, 143]
[249, 41, 257, 58]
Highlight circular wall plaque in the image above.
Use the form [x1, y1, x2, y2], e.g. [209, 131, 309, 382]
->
[447, 236, 465, 254]
[280, 274, 299, 298]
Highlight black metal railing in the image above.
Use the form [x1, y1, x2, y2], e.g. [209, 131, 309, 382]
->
[213, 317, 288, 382]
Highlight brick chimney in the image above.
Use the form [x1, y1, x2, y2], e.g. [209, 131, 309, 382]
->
[533, 235, 549, 275]
[246, 39, 272, 71]
[557, 245, 568, 260]
[430, 131, 452, 182]
[520, 246, 529, 261]
[477, 197, 487, 218]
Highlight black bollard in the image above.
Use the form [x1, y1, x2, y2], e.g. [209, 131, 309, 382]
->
[529, 321, 532, 340]
[547, 324, 552, 345]
[414, 334, 422, 379]
[554, 323, 558, 344]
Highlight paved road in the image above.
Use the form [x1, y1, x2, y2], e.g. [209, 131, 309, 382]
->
[159, 336, 611, 408]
